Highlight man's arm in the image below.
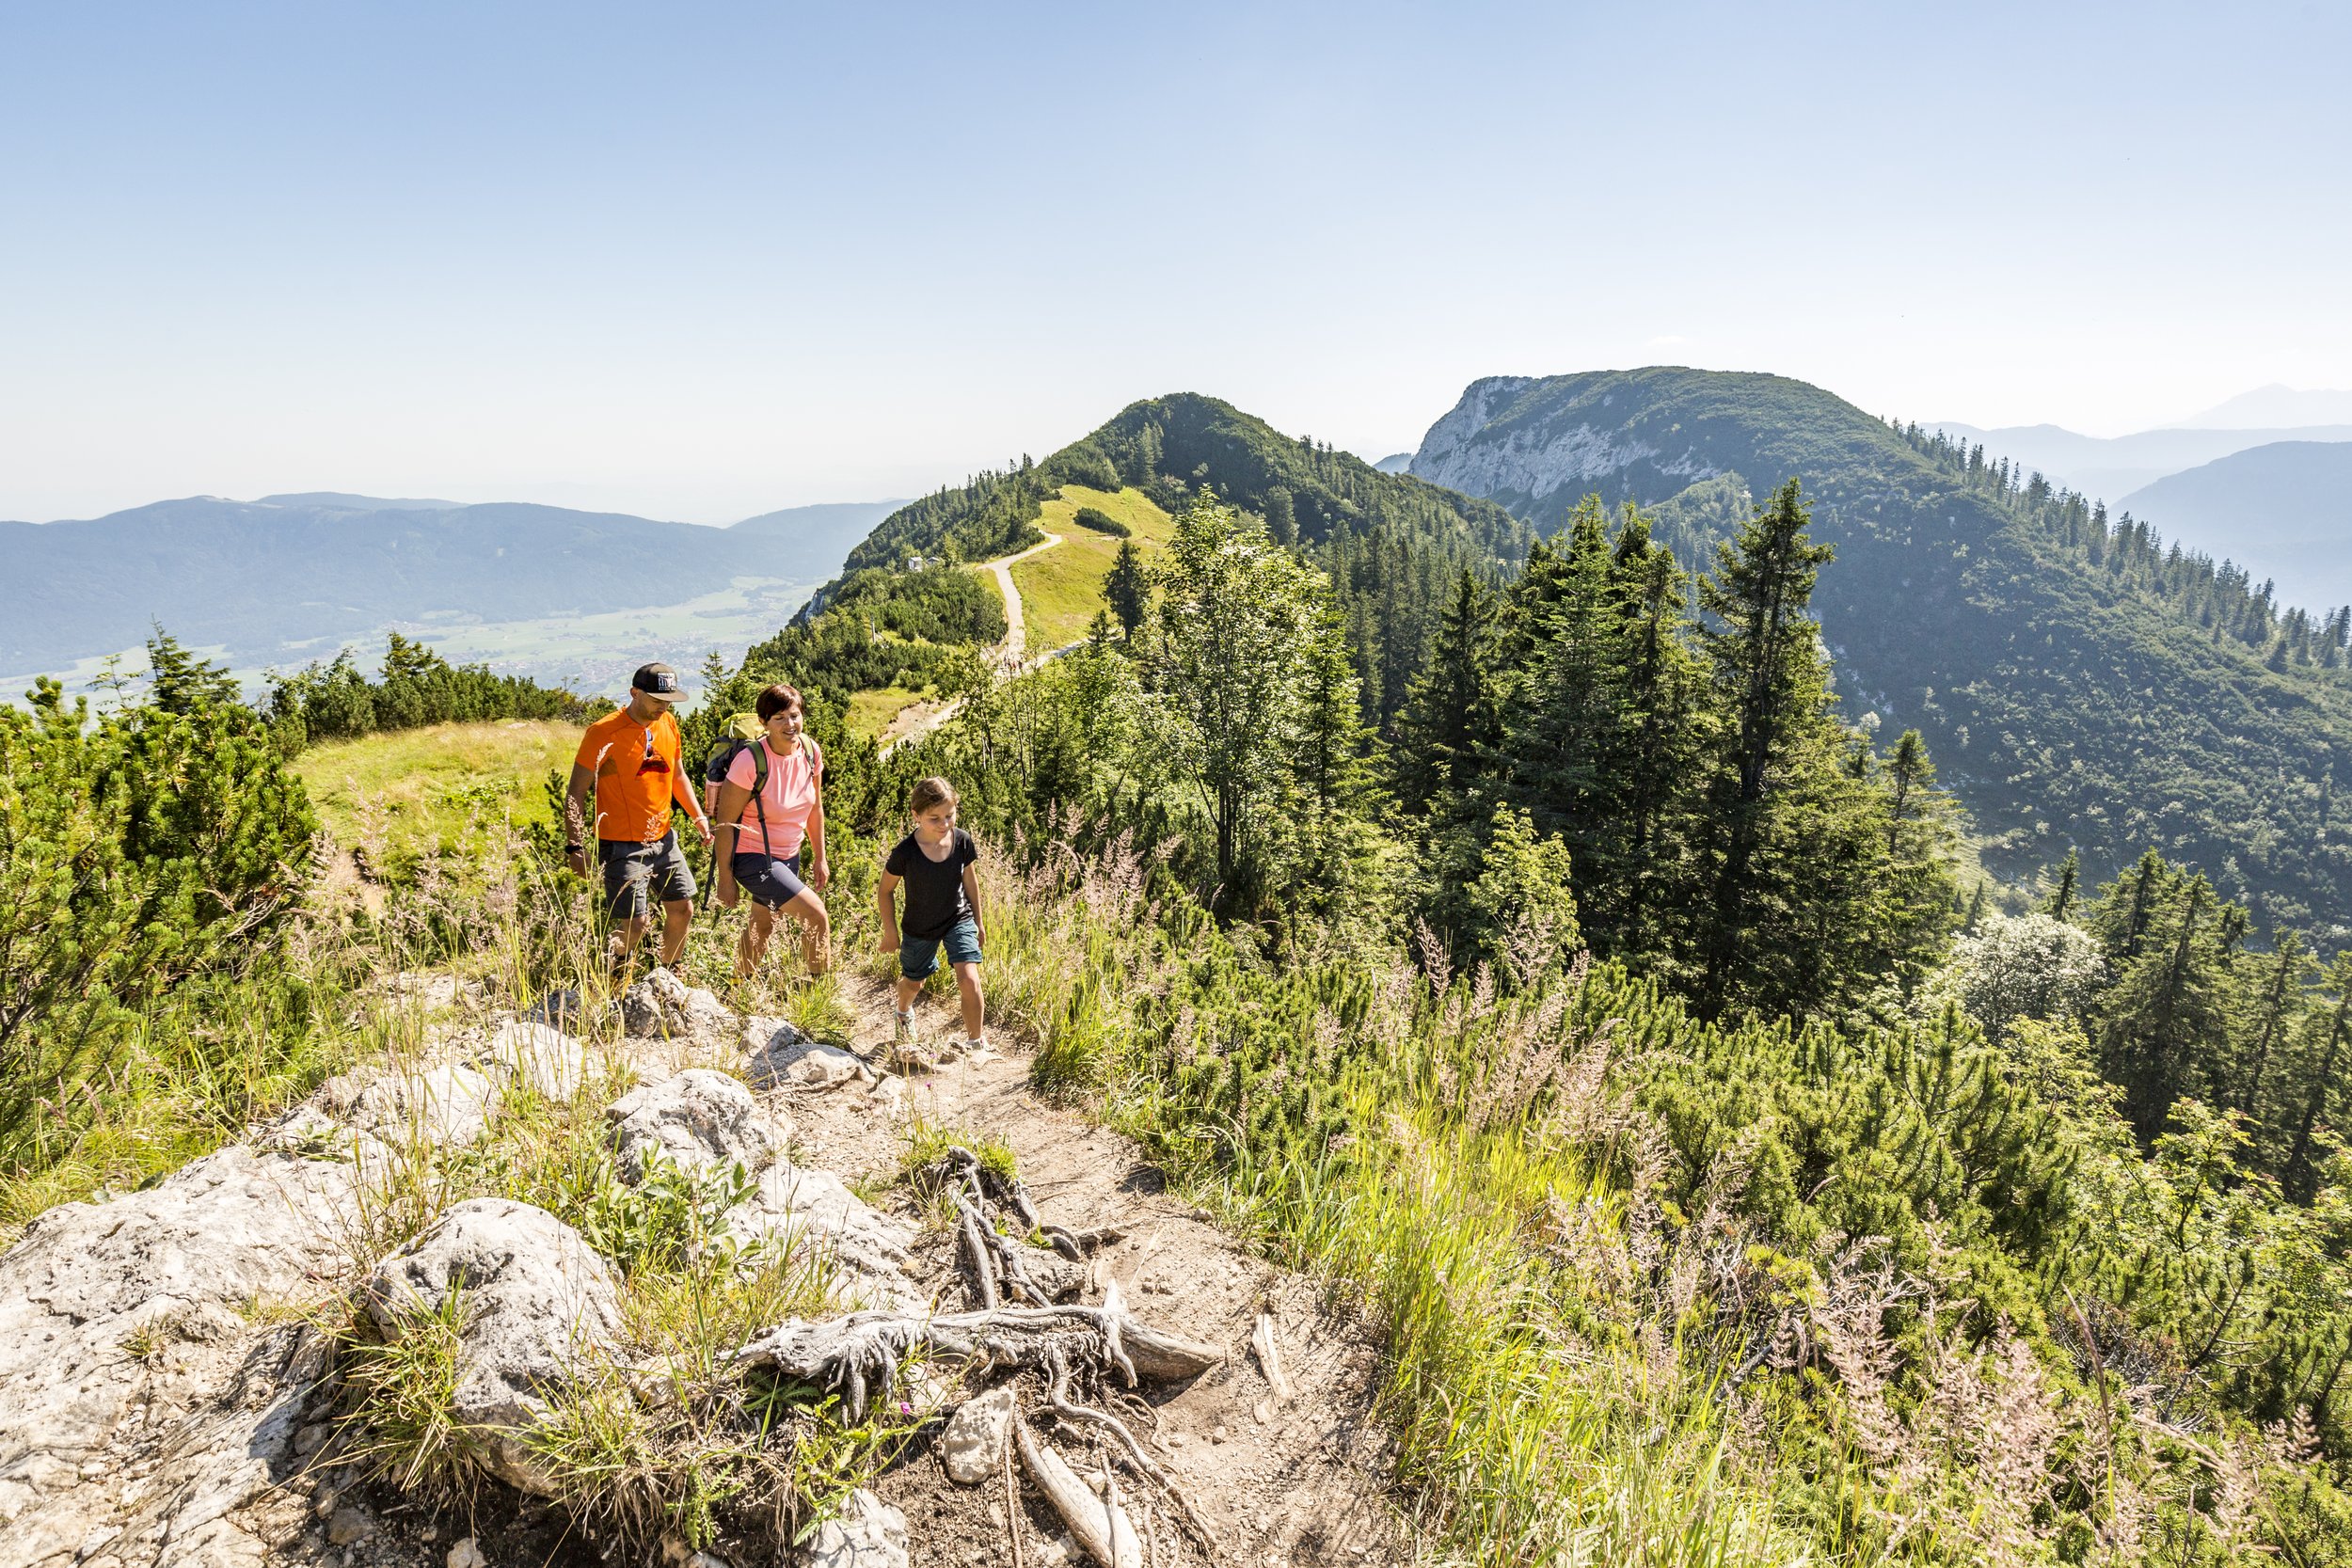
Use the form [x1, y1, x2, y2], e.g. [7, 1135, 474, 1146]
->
[670, 763, 712, 842]
[563, 763, 596, 876]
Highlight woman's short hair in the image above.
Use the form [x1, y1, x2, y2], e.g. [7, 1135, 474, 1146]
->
[909, 776, 958, 815]
[755, 683, 803, 722]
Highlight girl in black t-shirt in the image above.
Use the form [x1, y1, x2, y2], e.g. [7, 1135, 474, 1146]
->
[876, 775, 987, 1060]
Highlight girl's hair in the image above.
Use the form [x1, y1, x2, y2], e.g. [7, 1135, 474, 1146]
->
[755, 683, 803, 722]
[909, 776, 958, 815]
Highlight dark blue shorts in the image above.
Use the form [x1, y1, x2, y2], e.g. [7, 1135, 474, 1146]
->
[732, 849, 809, 910]
[899, 915, 982, 981]
[599, 831, 696, 920]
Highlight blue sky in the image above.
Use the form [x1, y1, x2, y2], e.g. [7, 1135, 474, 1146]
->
[3, 1, 2346, 523]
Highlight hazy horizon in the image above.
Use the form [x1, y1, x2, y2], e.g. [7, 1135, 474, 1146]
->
[5, 2, 2347, 523]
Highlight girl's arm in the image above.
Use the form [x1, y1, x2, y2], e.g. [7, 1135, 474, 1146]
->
[961, 863, 985, 943]
[875, 871, 902, 951]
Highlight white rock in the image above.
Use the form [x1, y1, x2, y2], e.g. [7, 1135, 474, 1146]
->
[0, 1144, 352, 1567]
[481, 1020, 592, 1101]
[447, 1538, 489, 1568]
[749, 1035, 866, 1092]
[743, 1015, 805, 1060]
[362, 1198, 625, 1495]
[342, 1062, 502, 1148]
[605, 1069, 787, 1183]
[520, 988, 585, 1030]
[939, 1386, 1017, 1485]
[723, 1164, 912, 1288]
[802, 1488, 909, 1568]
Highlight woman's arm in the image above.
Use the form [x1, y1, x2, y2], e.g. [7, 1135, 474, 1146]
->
[712, 779, 752, 897]
[805, 768, 828, 890]
[875, 871, 902, 951]
[961, 863, 985, 943]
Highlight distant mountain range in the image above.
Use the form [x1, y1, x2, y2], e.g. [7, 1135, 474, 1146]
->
[2121, 442, 2352, 603]
[0, 495, 894, 673]
[2185, 385, 2352, 429]
[1923, 420, 2352, 503]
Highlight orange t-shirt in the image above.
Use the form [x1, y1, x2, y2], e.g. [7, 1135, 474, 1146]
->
[575, 708, 688, 844]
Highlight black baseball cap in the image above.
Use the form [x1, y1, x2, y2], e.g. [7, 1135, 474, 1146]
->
[630, 663, 683, 702]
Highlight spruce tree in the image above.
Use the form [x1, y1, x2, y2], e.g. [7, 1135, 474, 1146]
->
[1600, 507, 1704, 961]
[2231, 927, 2312, 1129]
[1689, 479, 1855, 1015]
[2284, 954, 2352, 1201]
[1391, 570, 1505, 814]
[2045, 848, 2080, 920]
[1104, 539, 1149, 641]
[2097, 874, 2231, 1139]
[144, 627, 241, 714]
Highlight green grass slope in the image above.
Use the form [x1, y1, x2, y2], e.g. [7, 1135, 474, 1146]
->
[294, 719, 580, 867]
[1009, 484, 1176, 650]
[1414, 367, 2352, 933]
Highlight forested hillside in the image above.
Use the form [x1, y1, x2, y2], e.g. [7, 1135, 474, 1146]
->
[819, 393, 1533, 721]
[1414, 368, 2352, 934]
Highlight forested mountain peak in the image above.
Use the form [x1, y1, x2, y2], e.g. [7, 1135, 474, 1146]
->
[1414, 366, 2352, 934]
[818, 391, 1534, 718]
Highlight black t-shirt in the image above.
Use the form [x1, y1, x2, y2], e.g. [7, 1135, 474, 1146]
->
[884, 829, 977, 940]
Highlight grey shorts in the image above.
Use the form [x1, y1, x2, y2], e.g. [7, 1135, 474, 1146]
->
[599, 831, 696, 920]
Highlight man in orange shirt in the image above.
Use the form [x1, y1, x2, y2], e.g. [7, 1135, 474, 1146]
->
[564, 663, 714, 976]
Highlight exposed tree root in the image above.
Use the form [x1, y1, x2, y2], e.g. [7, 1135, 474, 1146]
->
[1017, 1416, 1143, 1568]
[734, 1290, 1219, 1419]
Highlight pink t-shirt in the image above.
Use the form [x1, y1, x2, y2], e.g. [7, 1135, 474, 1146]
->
[725, 737, 821, 858]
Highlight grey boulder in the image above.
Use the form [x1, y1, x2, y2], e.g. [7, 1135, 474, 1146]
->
[362, 1198, 625, 1495]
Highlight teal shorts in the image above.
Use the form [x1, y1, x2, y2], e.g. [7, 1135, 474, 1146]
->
[899, 916, 982, 981]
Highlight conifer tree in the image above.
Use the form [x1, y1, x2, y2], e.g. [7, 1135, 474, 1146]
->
[2045, 848, 2080, 920]
[1689, 479, 1856, 1015]
[1390, 570, 1505, 814]
[1600, 507, 1705, 960]
[1104, 538, 1149, 641]
[2231, 927, 2312, 1126]
[2284, 954, 2352, 1201]
[144, 626, 240, 714]
[1505, 498, 1618, 855]
[2098, 874, 2231, 1139]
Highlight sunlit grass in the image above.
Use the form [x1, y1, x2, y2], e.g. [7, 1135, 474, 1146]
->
[294, 719, 580, 861]
[1009, 485, 1173, 650]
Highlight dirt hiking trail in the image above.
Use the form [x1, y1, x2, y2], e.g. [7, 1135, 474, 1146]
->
[878, 531, 1067, 757]
[788, 969, 1412, 1567]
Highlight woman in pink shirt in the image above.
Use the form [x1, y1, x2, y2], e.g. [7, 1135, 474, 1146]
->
[712, 683, 831, 978]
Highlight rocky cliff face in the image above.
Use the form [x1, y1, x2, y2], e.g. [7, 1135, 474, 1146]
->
[1408, 372, 1721, 526]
